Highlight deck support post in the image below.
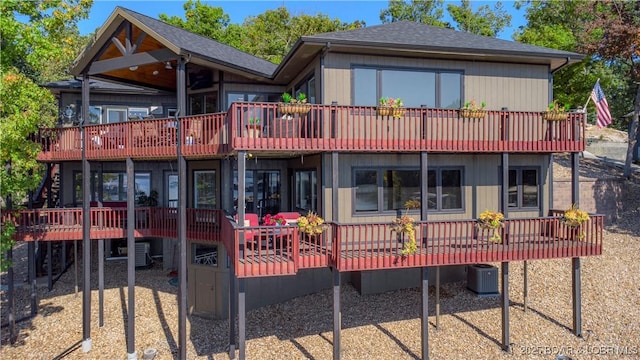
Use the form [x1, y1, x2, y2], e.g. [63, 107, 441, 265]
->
[126, 157, 137, 359]
[47, 241, 53, 291]
[435, 266, 440, 330]
[572, 257, 582, 337]
[7, 247, 15, 344]
[238, 278, 246, 360]
[333, 268, 341, 360]
[421, 267, 429, 360]
[501, 262, 510, 352]
[523, 261, 528, 313]
[74, 240, 78, 295]
[28, 241, 37, 316]
[177, 56, 188, 360]
[81, 73, 92, 353]
[228, 260, 236, 359]
[98, 239, 104, 327]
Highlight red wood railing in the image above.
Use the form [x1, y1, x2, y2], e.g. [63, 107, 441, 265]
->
[34, 104, 584, 162]
[332, 215, 603, 271]
[4, 208, 222, 242]
[35, 113, 229, 162]
[230, 102, 585, 153]
[5, 209, 602, 277]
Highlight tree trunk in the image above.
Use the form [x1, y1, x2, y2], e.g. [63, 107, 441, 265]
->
[623, 84, 640, 178]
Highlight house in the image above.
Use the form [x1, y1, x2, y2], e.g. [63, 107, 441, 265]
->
[4, 6, 603, 359]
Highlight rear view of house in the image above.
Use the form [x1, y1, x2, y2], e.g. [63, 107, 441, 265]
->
[4, 6, 603, 359]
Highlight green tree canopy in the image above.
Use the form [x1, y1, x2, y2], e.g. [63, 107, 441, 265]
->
[379, 0, 449, 27]
[159, 4, 365, 64]
[1, 0, 91, 269]
[447, 0, 511, 37]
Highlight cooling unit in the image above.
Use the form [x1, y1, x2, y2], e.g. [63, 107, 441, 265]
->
[134, 242, 152, 268]
[467, 264, 499, 296]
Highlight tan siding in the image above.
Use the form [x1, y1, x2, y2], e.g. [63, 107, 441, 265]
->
[321, 153, 550, 224]
[323, 53, 549, 111]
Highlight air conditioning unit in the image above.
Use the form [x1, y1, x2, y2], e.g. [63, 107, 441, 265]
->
[134, 242, 152, 268]
[467, 264, 499, 296]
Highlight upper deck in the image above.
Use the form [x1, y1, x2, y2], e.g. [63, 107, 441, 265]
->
[35, 103, 584, 162]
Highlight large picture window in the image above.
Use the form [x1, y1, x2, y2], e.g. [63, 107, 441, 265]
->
[353, 67, 462, 108]
[354, 167, 463, 214]
[194, 170, 216, 208]
[508, 168, 539, 209]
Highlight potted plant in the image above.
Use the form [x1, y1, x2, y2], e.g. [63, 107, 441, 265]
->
[245, 117, 261, 138]
[278, 92, 311, 115]
[263, 213, 287, 226]
[377, 97, 405, 118]
[297, 211, 328, 236]
[476, 209, 504, 242]
[460, 100, 486, 119]
[543, 100, 569, 121]
[562, 204, 589, 227]
[390, 199, 421, 255]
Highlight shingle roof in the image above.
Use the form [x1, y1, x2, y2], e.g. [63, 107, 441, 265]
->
[119, 7, 277, 77]
[302, 21, 583, 60]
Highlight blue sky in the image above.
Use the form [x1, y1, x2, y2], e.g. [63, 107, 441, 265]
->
[79, 0, 527, 40]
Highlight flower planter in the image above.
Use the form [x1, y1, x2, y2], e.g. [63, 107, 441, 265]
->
[245, 124, 261, 138]
[278, 103, 311, 115]
[377, 106, 406, 118]
[459, 109, 486, 119]
[543, 111, 568, 121]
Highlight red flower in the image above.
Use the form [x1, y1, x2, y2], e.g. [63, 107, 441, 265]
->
[263, 214, 286, 226]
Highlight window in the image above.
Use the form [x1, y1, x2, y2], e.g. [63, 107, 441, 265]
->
[427, 168, 463, 210]
[354, 167, 463, 214]
[192, 243, 217, 267]
[294, 170, 317, 212]
[226, 92, 280, 109]
[194, 170, 216, 208]
[353, 67, 462, 108]
[295, 75, 316, 103]
[74, 172, 151, 204]
[382, 170, 421, 211]
[167, 173, 178, 208]
[128, 107, 149, 120]
[107, 108, 127, 123]
[190, 93, 217, 115]
[233, 170, 281, 217]
[508, 168, 539, 209]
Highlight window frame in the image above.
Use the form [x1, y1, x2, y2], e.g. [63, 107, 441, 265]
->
[507, 166, 541, 211]
[193, 170, 217, 209]
[74, 171, 152, 204]
[352, 166, 465, 215]
[351, 65, 464, 108]
[294, 169, 318, 213]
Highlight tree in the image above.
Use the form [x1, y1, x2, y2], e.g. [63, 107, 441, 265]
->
[578, 0, 640, 177]
[379, 0, 449, 27]
[0, 0, 90, 270]
[447, 0, 512, 37]
[241, 7, 364, 63]
[159, 0, 239, 47]
[514, 0, 631, 121]
[160, 3, 365, 64]
[1, 0, 92, 83]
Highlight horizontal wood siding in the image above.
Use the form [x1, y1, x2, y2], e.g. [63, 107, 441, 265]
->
[323, 53, 549, 111]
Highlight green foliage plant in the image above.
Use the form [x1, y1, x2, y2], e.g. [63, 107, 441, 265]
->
[391, 199, 421, 255]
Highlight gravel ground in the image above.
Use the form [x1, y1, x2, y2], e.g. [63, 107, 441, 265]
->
[1, 158, 639, 359]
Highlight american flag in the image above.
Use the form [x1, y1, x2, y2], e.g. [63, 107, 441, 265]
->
[590, 80, 612, 128]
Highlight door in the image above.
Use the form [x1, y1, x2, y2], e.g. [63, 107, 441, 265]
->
[234, 170, 281, 219]
[193, 267, 215, 314]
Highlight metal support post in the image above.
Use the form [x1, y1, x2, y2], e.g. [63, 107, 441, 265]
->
[126, 157, 137, 359]
[238, 279, 246, 360]
[501, 262, 510, 352]
[421, 267, 429, 360]
[333, 269, 341, 360]
[572, 258, 582, 337]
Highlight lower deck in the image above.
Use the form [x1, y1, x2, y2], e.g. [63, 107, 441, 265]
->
[5, 208, 604, 277]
